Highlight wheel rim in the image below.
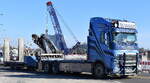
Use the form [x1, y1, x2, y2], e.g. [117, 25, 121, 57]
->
[44, 63, 49, 72]
[52, 65, 57, 73]
[96, 67, 103, 76]
[95, 64, 104, 78]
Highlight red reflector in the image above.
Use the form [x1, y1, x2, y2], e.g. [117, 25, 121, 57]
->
[145, 62, 148, 65]
[142, 62, 144, 65]
[47, 1, 52, 6]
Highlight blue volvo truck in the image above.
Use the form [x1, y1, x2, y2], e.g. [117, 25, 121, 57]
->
[31, 17, 139, 78]
[3, 17, 139, 78]
[87, 17, 139, 77]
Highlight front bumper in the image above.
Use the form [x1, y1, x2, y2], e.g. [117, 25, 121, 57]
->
[112, 54, 138, 76]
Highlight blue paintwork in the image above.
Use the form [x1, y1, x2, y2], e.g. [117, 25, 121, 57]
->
[47, 3, 68, 53]
[88, 17, 139, 74]
[24, 56, 38, 68]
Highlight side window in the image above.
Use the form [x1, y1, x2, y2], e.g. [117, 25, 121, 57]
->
[108, 32, 113, 49]
[100, 32, 105, 43]
[104, 33, 108, 45]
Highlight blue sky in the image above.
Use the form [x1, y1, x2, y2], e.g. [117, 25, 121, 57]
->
[0, 0, 150, 48]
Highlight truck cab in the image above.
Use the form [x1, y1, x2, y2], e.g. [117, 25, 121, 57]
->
[88, 17, 139, 76]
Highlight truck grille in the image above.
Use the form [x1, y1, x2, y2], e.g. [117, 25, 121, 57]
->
[117, 54, 138, 75]
[125, 55, 137, 67]
[126, 55, 136, 61]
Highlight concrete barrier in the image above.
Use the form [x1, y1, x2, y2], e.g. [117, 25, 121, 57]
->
[3, 39, 10, 62]
[18, 38, 24, 62]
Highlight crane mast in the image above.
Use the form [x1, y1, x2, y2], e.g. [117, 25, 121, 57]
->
[47, 1, 67, 53]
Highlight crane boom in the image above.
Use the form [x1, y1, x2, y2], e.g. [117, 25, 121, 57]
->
[47, 1, 67, 53]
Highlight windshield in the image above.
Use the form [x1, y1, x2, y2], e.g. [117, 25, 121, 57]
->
[113, 33, 137, 43]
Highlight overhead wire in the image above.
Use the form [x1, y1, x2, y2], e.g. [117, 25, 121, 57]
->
[53, 6, 79, 43]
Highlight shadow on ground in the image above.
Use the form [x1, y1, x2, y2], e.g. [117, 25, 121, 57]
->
[0, 66, 131, 80]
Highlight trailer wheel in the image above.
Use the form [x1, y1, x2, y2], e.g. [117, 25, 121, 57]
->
[120, 75, 128, 78]
[27, 66, 36, 71]
[93, 64, 105, 78]
[52, 62, 59, 74]
[10, 66, 16, 70]
[44, 62, 50, 73]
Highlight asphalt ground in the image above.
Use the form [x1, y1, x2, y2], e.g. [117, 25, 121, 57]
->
[0, 66, 150, 83]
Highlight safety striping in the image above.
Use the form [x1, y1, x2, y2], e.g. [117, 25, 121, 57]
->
[139, 61, 150, 72]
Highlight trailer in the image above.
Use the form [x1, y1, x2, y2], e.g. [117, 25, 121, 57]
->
[3, 38, 37, 69]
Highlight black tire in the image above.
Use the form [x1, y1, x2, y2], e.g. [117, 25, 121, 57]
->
[44, 62, 50, 73]
[120, 75, 128, 78]
[73, 72, 81, 75]
[52, 63, 59, 74]
[93, 64, 105, 78]
[27, 66, 36, 71]
[10, 66, 15, 70]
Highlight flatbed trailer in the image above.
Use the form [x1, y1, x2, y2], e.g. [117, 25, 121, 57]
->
[4, 61, 25, 69]
[38, 54, 91, 73]
[3, 38, 37, 70]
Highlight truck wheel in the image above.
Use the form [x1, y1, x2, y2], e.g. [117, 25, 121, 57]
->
[120, 75, 128, 78]
[44, 62, 49, 73]
[93, 64, 105, 78]
[10, 66, 15, 70]
[27, 66, 36, 71]
[52, 63, 59, 74]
